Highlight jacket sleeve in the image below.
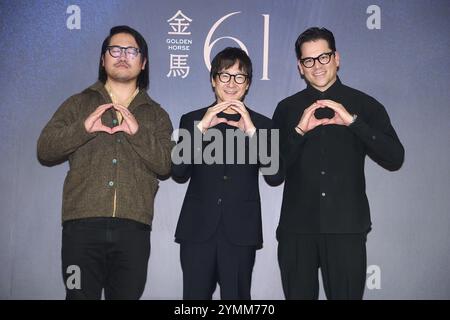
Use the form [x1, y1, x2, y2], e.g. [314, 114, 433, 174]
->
[250, 115, 284, 185]
[37, 95, 97, 163]
[260, 126, 285, 186]
[171, 113, 205, 180]
[125, 106, 175, 176]
[272, 101, 307, 171]
[349, 97, 405, 171]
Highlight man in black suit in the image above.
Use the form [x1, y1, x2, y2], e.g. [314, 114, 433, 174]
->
[172, 47, 279, 300]
[272, 27, 404, 299]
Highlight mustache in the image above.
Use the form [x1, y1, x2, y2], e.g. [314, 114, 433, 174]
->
[114, 62, 130, 67]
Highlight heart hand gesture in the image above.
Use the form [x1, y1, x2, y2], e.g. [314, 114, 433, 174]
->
[197, 101, 231, 133]
[226, 100, 256, 135]
[84, 104, 138, 135]
[111, 104, 139, 135]
[84, 104, 114, 134]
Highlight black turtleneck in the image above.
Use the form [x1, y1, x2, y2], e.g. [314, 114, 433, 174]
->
[272, 77, 404, 234]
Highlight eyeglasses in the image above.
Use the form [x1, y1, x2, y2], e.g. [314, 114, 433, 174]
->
[106, 46, 141, 59]
[299, 51, 335, 68]
[216, 72, 248, 84]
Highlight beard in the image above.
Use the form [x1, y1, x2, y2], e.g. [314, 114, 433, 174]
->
[107, 70, 140, 84]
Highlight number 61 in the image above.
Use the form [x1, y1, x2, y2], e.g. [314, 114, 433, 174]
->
[203, 12, 270, 80]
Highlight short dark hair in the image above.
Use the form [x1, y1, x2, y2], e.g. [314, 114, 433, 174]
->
[295, 27, 336, 60]
[210, 47, 253, 86]
[98, 25, 149, 90]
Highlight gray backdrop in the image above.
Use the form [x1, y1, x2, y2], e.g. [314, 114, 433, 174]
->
[1, 0, 449, 299]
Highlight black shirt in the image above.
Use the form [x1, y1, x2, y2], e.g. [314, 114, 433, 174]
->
[272, 78, 404, 234]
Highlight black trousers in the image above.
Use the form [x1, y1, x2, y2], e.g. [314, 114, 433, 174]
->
[62, 217, 151, 300]
[277, 233, 367, 300]
[179, 222, 256, 300]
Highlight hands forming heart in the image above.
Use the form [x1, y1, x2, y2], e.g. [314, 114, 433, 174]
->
[316, 100, 353, 126]
[225, 100, 256, 135]
[84, 103, 139, 135]
[198, 100, 256, 135]
[296, 99, 353, 135]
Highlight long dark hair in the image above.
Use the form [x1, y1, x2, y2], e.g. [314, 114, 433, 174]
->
[98, 25, 149, 90]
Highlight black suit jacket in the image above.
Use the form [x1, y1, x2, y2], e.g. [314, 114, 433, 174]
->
[172, 104, 280, 247]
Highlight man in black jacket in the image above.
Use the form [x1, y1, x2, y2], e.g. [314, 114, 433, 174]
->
[272, 27, 404, 299]
[172, 47, 279, 299]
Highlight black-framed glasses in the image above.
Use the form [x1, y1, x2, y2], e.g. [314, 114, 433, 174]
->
[216, 72, 248, 84]
[299, 51, 335, 68]
[106, 46, 141, 59]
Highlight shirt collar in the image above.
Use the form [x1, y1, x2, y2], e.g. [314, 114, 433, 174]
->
[104, 83, 139, 108]
[89, 81, 152, 110]
[306, 76, 342, 100]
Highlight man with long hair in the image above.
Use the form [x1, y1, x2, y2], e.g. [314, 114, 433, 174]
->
[38, 25, 173, 299]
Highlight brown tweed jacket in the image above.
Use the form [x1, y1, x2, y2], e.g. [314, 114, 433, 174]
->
[37, 82, 174, 225]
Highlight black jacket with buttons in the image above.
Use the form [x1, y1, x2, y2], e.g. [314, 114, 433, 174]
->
[272, 78, 404, 234]
[172, 105, 279, 247]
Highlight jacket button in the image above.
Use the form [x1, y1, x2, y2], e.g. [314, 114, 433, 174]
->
[217, 198, 222, 205]
[108, 181, 114, 187]
[223, 175, 228, 180]
[112, 159, 117, 164]
[321, 192, 326, 197]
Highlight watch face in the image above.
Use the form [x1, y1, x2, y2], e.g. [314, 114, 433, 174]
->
[314, 107, 335, 119]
